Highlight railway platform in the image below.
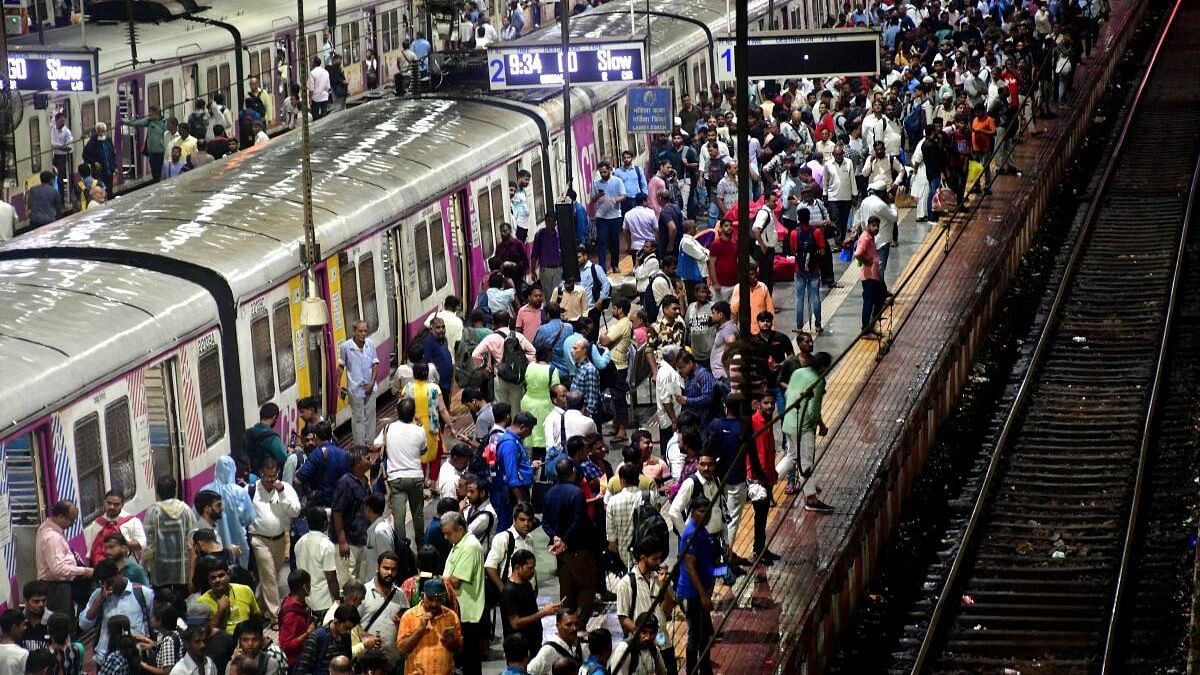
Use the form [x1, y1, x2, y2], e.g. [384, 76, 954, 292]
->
[691, 0, 1154, 672]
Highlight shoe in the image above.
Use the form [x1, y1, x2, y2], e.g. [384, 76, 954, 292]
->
[814, 325, 824, 336]
[784, 481, 798, 495]
[804, 498, 834, 513]
[983, 188, 993, 195]
[915, 216, 927, 223]
[753, 552, 776, 566]
[862, 331, 882, 341]
[761, 550, 782, 562]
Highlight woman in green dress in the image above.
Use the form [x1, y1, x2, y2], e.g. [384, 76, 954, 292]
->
[519, 342, 561, 458]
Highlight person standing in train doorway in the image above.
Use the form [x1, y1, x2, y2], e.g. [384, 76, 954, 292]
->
[511, 169, 533, 242]
[339, 320, 380, 447]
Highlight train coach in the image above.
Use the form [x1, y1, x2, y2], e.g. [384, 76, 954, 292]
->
[0, 0, 839, 601]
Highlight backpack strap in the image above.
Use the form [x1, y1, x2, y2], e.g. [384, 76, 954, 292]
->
[363, 587, 398, 631]
[498, 530, 517, 580]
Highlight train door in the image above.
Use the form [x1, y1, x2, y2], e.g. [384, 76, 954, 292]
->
[275, 37, 293, 103]
[449, 188, 472, 306]
[2, 426, 51, 599]
[144, 358, 184, 489]
[116, 76, 144, 181]
[306, 272, 333, 421]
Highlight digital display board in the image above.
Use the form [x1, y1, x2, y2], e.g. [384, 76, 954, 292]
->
[715, 30, 880, 81]
[2, 52, 95, 92]
[487, 39, 646, 90]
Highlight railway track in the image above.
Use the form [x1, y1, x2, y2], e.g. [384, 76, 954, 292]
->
[909, 1, 1200, 672]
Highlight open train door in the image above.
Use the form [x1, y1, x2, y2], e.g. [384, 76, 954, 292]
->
[0, 425, 52, 601]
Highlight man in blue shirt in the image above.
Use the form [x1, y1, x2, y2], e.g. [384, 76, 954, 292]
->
[540, 459, 597, 621]
[534, 304, 575, 379]
[338, 320, 379, 447]
[707, 400, 751, 566]
[566, 189, 593, 248]
[410, 33, 432, 80]
[676, 494, 716, 675]
[295, 421, 350, 508]
[674, 351, 719, 426]
[78, 560, 154, 661]
[588, 162, 627, 272]
[493, 413, 536, 531]
[419, 317, 455, 395]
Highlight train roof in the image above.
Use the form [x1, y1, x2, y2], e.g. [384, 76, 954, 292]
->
[1, 97, 543, 302]
[0, 258, 216, 436]
[8, 0, 374, 76]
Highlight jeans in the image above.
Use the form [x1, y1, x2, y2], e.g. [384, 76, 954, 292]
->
[597, 217, 623, 271]
[861, 278, 884, 332]
[147, 152, 164, 183]
[877, 243, 892, 285]
[388, 476, 426, 544]
[925, 176, 942, 222]
[752, 497, 770, 555]
[348, 392, 376, 447]
[683, 596, 715, 675]
[795, 271, 822, 330]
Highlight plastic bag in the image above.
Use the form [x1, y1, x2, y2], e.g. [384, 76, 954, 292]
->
[967, 160, 985, 189]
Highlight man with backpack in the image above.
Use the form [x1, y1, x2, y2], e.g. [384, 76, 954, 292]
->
[472, 310, 536, 414]
[78, 561, 154, 662]
[616, 546, 675, 674]
[295, 422, 350, 509]
[239, 403, 288, 481]
[486, 503, 538, 602]
[605, 464, 665, 571]
[87, 490, 147, 566]
[575, 247, 612, 339]
[608, 612, 671, 675]
[791, 208, 827, 334]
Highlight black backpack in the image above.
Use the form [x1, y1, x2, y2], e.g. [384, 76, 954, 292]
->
[643, 272, 671, 323]
[238, 426, 272, 478]
[497, 331, 528, 384]
[454, 327, 487, 389]
[630, 490, 670, 559]
[794, 226, 820, 271]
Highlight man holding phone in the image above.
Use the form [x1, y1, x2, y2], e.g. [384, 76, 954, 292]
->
[397, 578, 462, 675]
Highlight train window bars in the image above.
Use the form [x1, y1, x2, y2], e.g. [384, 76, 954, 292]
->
[73, 414, 104, 522]
[272, 301, 297, 392]
[197, 344, 226, 447]
[104, 398, 135, 501]
[250, 311, 277, 405]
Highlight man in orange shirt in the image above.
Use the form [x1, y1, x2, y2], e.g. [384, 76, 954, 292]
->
[397, 578, 462, 675]
[970, 104, 996, 195]
[729, 263, 776, 335]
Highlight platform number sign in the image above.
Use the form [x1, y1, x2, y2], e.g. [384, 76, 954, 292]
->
[486, 38, 647, 91]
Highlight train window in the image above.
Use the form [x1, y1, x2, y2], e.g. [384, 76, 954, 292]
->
[341, 23, 361, 64]
[272, 301, 296, 391]
[219, 64, 231, 109]
[4, 434, 40, 526]
[489, 182, 504, 236]
[414, 220, 434, 300]
[477, 187, 495, 257]
[104, 398, 135, 498]
[359, 255, 380, 333]
[382, 10, 399, 52]
[148, 83, 161, 116]
[339, 258, 360, 334]
[206, 67, 219, 100]
[531, 156, 546, 223]
[197, 345, 225, 446]
[74, 414, 104, 521]
[250, 51, 261, 80]
[81, 102, 95, 136]
[606, 105, 619, 164]
[259, 48, 272, 93]
[692, 64, 701, 98]
[307, 35, 319, 65]
[28, 117, 41, 174]
[162, 79, 176, 117]
[677, 63, 689, 97]
[99, 97, 111, 127]
[429, 218, 448, 290]
[250, 312, 276, 404]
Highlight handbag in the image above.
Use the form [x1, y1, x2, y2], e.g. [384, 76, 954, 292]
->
[932, 186, 958, 213]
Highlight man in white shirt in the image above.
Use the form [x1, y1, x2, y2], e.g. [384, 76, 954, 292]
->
[373, 398, 428, 544]
[654, 346, 684, 451]
[294, 507, 340, 615]
[247, 459, 301, 620]
[50, 113, 73, 205]
[824, 144, 859, 238]
[463, 475, 498, 553]
[861, 100, 888, 150]
[667, 451, 724, 538]
[862, 142, 903, 192]
[0, 199, 14, 244]
[751, 191, 781, 292]
[858, 188, 900, 283]
[437, 443, 472, 502]
[85, 489, 148, 560]
[484, 502, 537, 596]
[541, 385, 570, 456]
[168, 626, 218, 675]
[308, 56, 332, 119]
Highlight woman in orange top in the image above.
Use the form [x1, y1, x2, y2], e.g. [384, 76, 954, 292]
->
[970, 104, 996, 194]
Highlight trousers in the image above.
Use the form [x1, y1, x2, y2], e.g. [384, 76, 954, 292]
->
[388, 476, 426, 545]
[723, 482, 747, 551]
[250, 533, 289, 617]
[782, 430, 818, 497]
[597, 217, 623, 272]
[794, 271, 822, 331]
[348, 392, 377, 447]
[683, 596, 714, 675]
[494, 376, 525, 415]
[556, 549, 597, 621]
[861, 279, 884, 332]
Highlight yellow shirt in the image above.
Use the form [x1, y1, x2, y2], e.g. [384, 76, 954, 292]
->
[607, 317, 633, 369]
[199, 583, 261, 634]
[397, 604, 461, 675]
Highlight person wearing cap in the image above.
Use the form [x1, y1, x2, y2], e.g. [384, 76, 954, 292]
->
[396, 578, 462, 675]
[608, 611, 669, 675]
[184, 597, 236, 673]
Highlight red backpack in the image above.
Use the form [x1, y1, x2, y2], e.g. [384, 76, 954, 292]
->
[90, 515, 134, 565]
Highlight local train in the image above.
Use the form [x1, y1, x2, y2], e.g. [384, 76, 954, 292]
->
[5, 0, 411, 214]
[0, 0, 840, 601]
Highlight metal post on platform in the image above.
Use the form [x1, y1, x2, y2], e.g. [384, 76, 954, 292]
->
[734, 0, 750, 337]
[560, 0, 573, 193]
